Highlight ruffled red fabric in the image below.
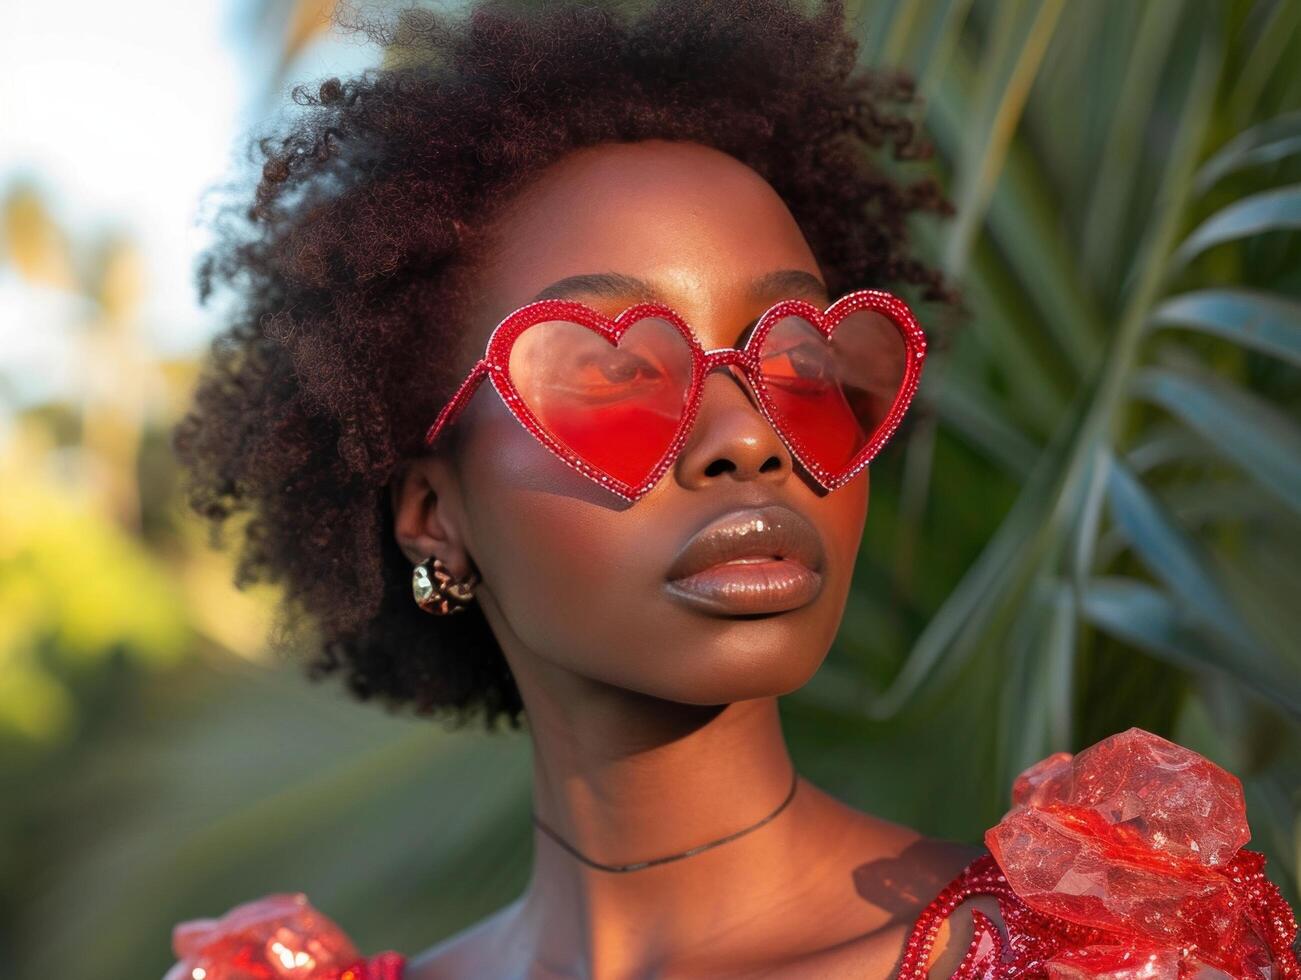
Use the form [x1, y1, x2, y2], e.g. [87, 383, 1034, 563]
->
[898, 727, 1300, 979]
[166, 891, 406, 979]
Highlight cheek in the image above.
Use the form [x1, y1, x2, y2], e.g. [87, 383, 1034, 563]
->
[452, 397, 661, 649]
[466, 495, 674, 689]
[821, 468, 870, 575]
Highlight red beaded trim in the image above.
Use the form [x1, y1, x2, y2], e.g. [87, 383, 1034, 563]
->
[897, 852, 1300, 978]
[422, 289, 927, 501]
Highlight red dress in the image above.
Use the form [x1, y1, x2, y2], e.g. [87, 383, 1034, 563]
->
[165, 728, 1299, 979]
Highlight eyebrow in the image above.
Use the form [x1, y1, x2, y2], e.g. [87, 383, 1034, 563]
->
[528, 269, 831, 306]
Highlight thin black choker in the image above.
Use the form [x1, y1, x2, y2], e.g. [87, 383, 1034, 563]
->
[531, 767, 800, 873]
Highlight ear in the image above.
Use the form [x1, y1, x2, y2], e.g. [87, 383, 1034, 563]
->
[389, 455, 475, 580]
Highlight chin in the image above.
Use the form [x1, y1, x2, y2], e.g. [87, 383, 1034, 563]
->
[620, 643, 828, 706]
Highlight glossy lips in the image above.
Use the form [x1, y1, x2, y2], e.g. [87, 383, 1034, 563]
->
[664, 504, 826, 615]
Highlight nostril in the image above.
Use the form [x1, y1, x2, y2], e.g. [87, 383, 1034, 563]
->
[704, 454, 783, 478]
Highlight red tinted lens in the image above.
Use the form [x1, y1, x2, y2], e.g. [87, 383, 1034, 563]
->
[507, 316, 694, 489]
[757, 309, 908, 473]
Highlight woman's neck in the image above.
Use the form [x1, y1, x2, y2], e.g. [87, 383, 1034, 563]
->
[513, 683, 870, 975]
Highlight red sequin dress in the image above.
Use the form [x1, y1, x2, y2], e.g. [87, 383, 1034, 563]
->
[165, 728, 1299, 979]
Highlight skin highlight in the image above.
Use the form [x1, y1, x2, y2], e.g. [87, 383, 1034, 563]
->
[390, 139, 981, 978]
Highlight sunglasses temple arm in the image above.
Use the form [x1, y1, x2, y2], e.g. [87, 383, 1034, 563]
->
[423, 360, 492, 448]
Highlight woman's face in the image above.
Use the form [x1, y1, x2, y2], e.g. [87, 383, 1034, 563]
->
[403, 138, 869, 707]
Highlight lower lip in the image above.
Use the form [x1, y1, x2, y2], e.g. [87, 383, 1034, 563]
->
[664, 558, 823, 615]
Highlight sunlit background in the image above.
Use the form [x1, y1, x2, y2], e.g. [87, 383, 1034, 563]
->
[2, 1, 1299, 977]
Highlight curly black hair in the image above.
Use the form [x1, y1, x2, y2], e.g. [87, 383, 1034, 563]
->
[171, 0, 959, 733]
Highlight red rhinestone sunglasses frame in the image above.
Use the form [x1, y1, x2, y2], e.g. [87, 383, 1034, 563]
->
[422, 288, 928, 502]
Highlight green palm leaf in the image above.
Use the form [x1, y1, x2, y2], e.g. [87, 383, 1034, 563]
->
[1150, 289, 1301, 366]
[811, 0, 1301, 902]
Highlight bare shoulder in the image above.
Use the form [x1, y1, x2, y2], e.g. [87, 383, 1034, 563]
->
[746, 824, 994, 978]
[402, 896, 528, 980]
[772, 784, 997, 977]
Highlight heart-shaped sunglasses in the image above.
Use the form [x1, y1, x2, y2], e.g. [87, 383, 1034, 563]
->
[423, 288, 927, 502]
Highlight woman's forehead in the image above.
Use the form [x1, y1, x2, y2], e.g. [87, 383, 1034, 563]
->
[488, 140, 808, 262]
[469, 140, 824, 341]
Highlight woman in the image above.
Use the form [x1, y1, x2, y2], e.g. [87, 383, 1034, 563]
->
[166, 1, 1298, 977]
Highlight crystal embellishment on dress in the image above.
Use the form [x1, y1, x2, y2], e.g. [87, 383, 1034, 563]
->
[168, 891, 406, 979]
[986, 728, 1253, 954]
[897, 727, 1301, 979]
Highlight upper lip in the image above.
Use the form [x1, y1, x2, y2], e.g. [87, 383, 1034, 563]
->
[666, 504, 826, 581]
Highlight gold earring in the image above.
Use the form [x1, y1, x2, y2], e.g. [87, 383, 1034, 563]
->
[412, 556, 480, 615]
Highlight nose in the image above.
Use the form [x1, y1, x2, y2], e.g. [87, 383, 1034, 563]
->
[673, 364, 794, 491]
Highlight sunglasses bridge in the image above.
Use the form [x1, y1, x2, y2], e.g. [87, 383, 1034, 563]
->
[691, 346, 771, 406]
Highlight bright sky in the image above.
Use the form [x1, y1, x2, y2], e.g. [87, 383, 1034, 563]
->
[0, 0, 382, 409]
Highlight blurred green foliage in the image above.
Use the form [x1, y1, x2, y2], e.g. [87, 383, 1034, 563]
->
[1, 1, 1298, 978]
